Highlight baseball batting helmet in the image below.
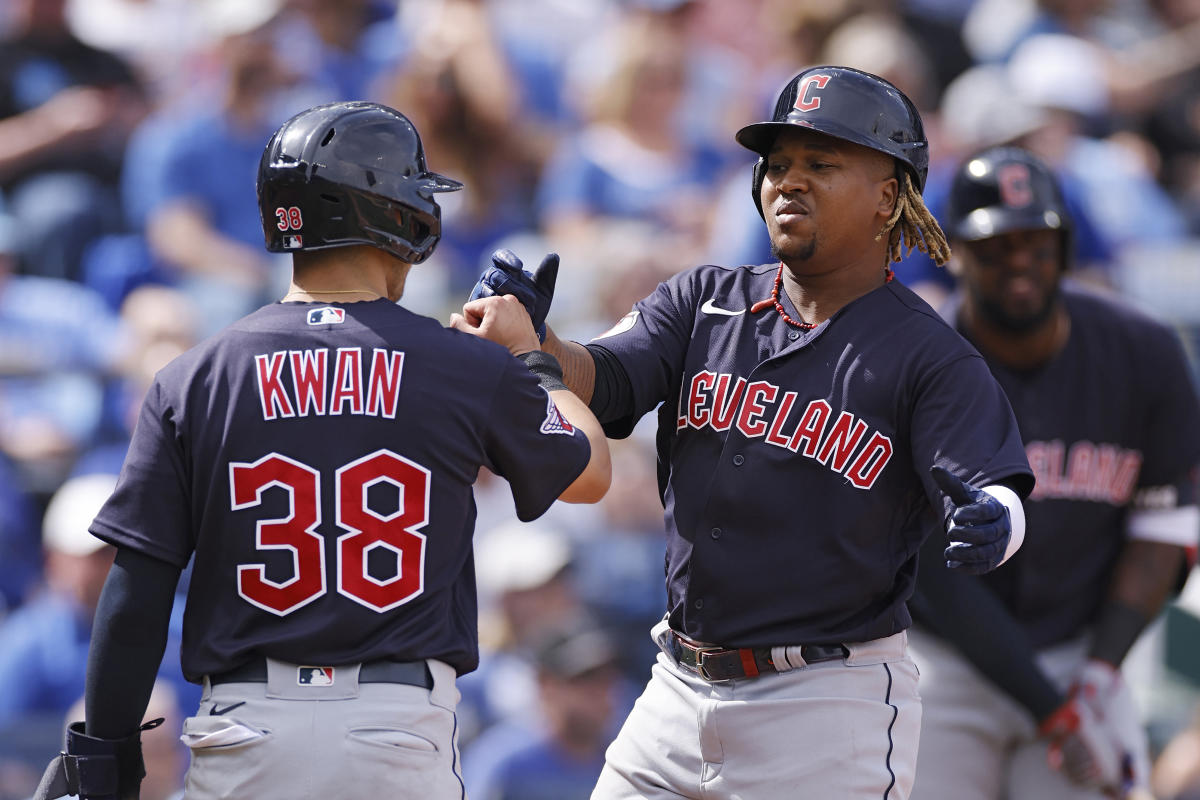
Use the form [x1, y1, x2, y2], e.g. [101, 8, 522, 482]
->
[944, 145, 1070, 245]
[736, 66, 929, 219]
[257, 101, 462, 263]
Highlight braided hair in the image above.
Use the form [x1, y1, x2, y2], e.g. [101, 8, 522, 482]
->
[877, 169, 951, 266]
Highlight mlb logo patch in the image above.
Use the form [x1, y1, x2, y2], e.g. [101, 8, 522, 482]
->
[307, 307, 346, 325]
[539, 394, 575, 436]
[297, 666, 334, 686]
[282, 234, 304, 249]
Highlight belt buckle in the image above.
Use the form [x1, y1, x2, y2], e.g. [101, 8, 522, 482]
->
[673, 633, 725, 681]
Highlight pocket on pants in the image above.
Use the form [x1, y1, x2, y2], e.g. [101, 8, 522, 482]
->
[181, 715, 272, 751]
[348, 726, 439, 754]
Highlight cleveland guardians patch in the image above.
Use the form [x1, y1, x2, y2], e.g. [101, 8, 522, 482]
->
[540, 394, 575, 435]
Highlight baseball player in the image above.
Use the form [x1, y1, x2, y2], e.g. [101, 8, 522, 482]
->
[32, 101, 611, 800]
[907, 146, 1200, 800]
[464, 66, 1034, 799]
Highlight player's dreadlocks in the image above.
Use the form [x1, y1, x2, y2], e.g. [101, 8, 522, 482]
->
[878, 170, 951, 266]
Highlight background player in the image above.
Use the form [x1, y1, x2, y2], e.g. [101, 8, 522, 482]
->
[32, 101, 611, 800]
[907, 145, 1200, 800]
[464, 65, 1034, 799]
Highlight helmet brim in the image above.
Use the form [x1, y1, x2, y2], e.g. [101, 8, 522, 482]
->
[419, 172, 464, 193]
[952, 207, 1068, 241]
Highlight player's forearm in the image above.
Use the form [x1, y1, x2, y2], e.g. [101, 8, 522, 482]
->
[542, 326, 595, 404]
[550, 387, 611, 504]
[1089, 539, 1186, 666]
[85, 548, 181, 739]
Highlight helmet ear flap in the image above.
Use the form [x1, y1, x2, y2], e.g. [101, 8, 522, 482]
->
[751, 157, 766, 220]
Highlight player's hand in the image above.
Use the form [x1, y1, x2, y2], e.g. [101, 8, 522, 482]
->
[930, 466, 1011, 574]
[450, 295, 541, 356]
[1038, 696, 1133, 794]
[468, 248, 558, 343]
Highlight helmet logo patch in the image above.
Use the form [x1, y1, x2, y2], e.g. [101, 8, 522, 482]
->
[282, 235, 303, 249]
[276, 206, 304, 231]
[997, 163, 1033, 208]
[793, 75, 831, 112]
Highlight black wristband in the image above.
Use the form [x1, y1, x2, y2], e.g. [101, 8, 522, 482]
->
[516, 350, 568, 393]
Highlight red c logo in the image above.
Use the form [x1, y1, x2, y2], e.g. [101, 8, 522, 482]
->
[794, 75, 831, 112]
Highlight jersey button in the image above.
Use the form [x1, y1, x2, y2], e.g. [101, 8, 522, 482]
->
[694, 599, 704, 609]
[732, 454, 744, 466]
[710, 527, 722, 539]
[788, 330, 801, 341]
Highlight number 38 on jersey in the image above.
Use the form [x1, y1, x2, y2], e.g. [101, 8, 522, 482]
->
[229, 449, 430, 616]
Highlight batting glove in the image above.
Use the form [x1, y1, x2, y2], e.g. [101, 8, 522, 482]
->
[468, 248, 559, 343]
[1039, 696, 1133, 794]
[930, 466, 1011, 574]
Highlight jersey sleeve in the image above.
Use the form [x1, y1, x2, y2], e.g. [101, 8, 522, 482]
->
[587, 273, 695, 438]
[89, 380, 195, 567]
[1137, 326, 1200, 487]
[483, 357, 592, 522]
[910, 351, 1034, 508]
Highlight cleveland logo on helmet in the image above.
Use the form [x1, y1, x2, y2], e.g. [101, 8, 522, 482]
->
[735, 65, 928, 219]
[793, 74, 830, 112]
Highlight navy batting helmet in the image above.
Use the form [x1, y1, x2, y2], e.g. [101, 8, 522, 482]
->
[257, 101, 462, 264]
[736, 66, 929, 219]
[944, 145, 1070, 243]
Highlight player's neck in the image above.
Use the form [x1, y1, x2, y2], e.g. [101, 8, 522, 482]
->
[965, 303, 1070, 371]
[779, 261, 888, 325]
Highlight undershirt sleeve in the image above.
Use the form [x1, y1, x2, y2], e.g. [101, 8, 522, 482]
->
[910, 531, 1063, 723]
[84, 548, 182, 739]
[585, 343, 634, 423]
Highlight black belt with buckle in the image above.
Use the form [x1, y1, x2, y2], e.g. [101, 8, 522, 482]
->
[669, 631, 848, 681]
[209, 659, 432, 688]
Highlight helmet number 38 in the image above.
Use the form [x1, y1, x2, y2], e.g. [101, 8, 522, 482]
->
[276, 206, 304, 231]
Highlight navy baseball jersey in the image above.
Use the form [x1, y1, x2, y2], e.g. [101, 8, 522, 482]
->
[89, 299, 591, 681]
[947, 281, 1200, 647]
[588, 263, 1033, 647]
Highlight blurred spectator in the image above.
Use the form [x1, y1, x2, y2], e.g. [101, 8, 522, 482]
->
[63, 0, 208, 105]
[0, 0, 147, 282]
[76, 283, 201, 478]
[1007, 32, 1190, 256]
[0, 452, 37, 618]
[130, 0, 327, 336]
[275, 0, 400, 101]
[0, 474, 117, 727]
[570, 435, 666, 681]
[536, 14, 725, 299]
[380, 0, 552, 304]
[464, 622, 632, 800]
[0, 213, 126, 493]
[459, 520, 588, 744]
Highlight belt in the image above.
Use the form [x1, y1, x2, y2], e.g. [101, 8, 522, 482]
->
[209, 659, 433, 688]
[669, 630, 848, 681]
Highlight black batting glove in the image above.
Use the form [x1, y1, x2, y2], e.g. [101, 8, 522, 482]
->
[930, 465, 1011, 574]
[468, 248, 559, 343]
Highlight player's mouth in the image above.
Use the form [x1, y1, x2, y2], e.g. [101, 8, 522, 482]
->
[774, 200, 810, 222]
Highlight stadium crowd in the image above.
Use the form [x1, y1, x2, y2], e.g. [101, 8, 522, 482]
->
[2, 0, 1200, 798]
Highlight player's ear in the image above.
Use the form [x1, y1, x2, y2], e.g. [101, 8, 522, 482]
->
[876, 160, 900, 218]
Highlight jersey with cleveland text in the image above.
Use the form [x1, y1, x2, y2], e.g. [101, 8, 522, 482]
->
[589, 263, 1033, 647]
[90, 299, 591, 680]
[949, 282, 1200, 647]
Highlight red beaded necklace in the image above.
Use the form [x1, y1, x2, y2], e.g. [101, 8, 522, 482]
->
[749, 262, 895, 330]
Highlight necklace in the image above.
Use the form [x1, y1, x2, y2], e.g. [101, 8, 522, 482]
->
[749, 263, 895, 330]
